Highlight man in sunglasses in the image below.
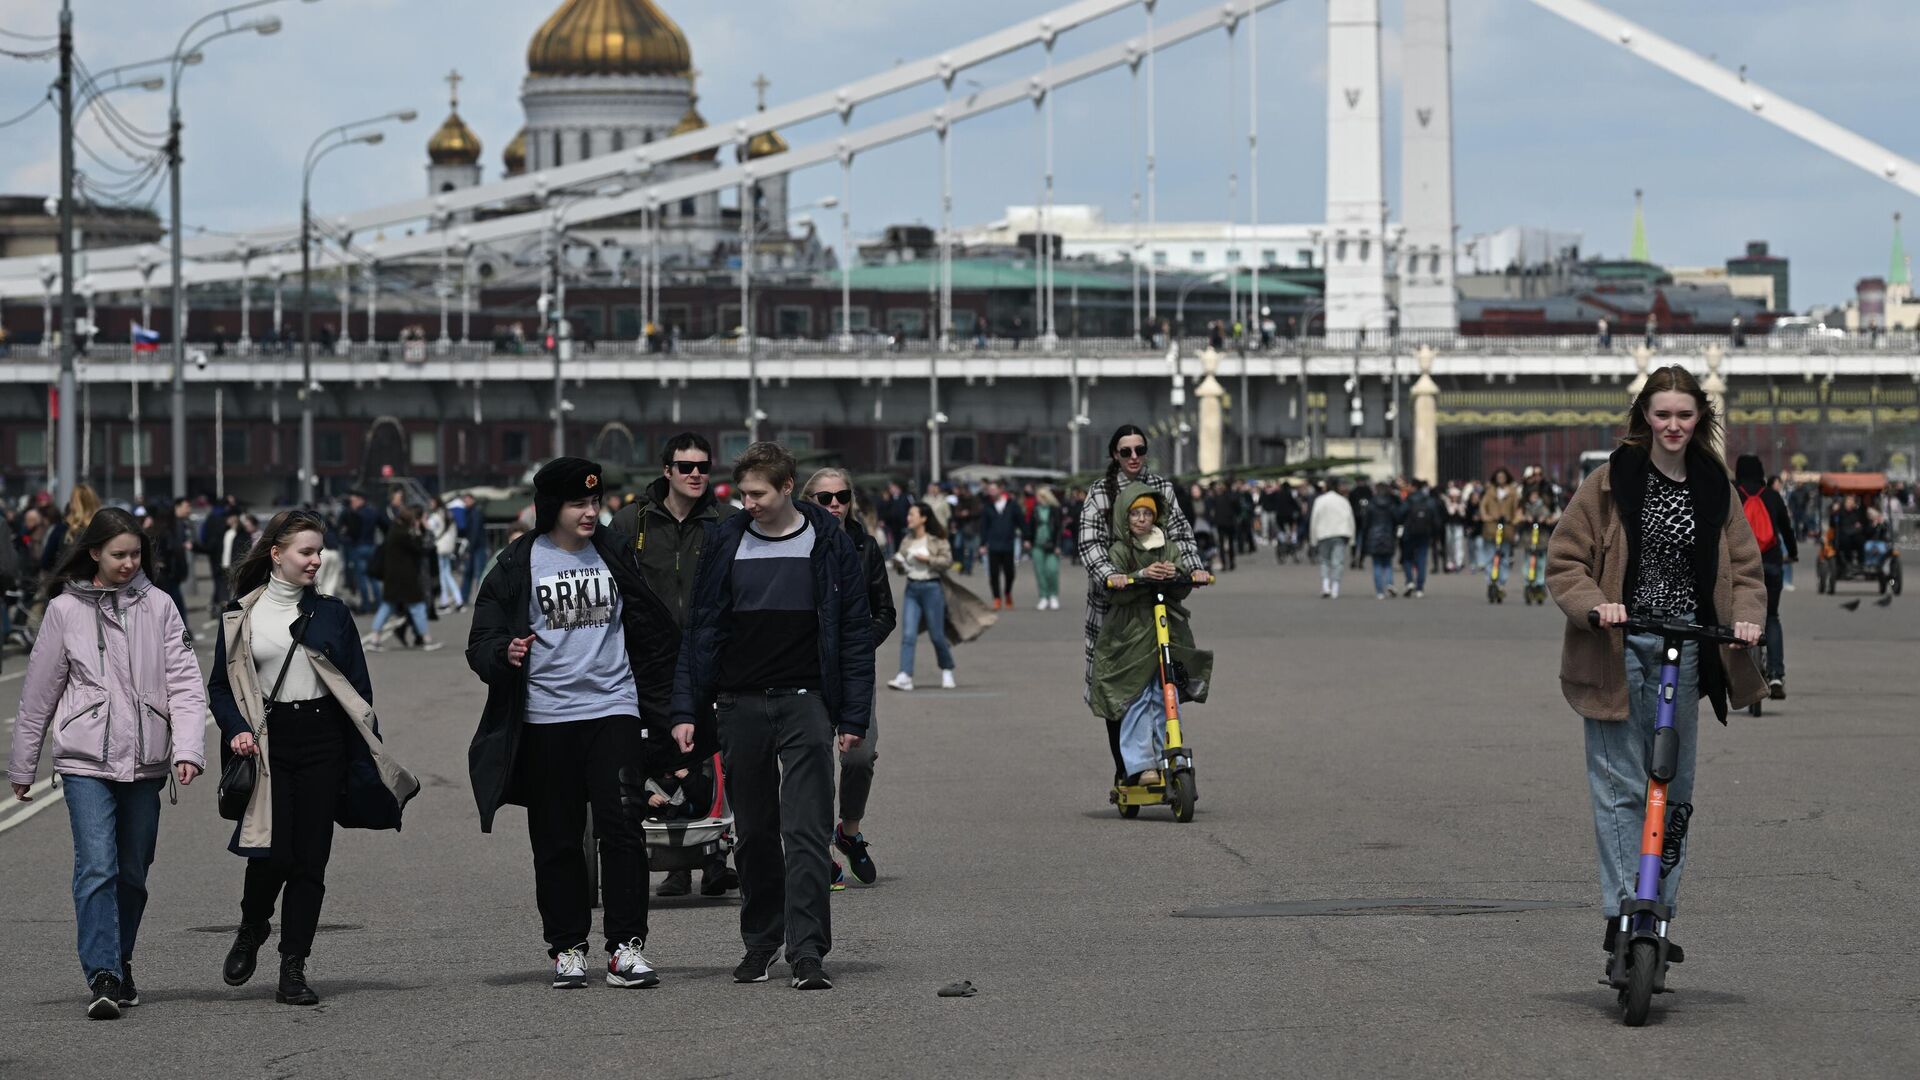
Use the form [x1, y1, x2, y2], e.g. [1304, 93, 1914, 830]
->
[609, 432, 740, 898]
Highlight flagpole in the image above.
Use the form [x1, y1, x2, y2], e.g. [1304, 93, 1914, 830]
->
[131, 326, 143, 503]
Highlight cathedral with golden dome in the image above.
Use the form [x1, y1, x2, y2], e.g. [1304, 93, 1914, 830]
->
[421, 0, 817, 284]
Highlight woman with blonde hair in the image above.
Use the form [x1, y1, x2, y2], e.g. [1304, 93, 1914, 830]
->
[1547, 364, 1764, 975]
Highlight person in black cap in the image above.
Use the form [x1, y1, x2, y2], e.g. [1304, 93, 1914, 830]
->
[465, 457, 682, 990]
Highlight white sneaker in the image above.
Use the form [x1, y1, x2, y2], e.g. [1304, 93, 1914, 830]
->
[1036, 598, 1048, 611]
[887, 672, 914, 692]
[607, 938, 659, 988]
[553, 944, 589, 989]
[1049, 596, 1060, 610]
[1783, 583, 1797, 592]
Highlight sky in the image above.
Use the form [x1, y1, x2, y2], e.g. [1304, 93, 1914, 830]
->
[1, 0, 1913, 308]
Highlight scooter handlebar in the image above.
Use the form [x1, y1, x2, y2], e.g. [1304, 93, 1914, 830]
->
[1586, 609, 1746, 646]
[1107, 573, 1213, 590]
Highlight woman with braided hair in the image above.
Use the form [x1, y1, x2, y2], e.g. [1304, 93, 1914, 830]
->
[1076, 426, 1210, 781]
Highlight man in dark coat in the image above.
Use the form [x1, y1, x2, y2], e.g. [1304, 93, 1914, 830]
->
[465, 457, 681, 990]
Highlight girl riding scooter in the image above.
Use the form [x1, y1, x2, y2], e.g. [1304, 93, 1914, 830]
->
[1091, 484, 1212, 786]
[1545, 365, 1765, 978]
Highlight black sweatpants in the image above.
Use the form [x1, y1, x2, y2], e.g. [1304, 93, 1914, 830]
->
[987, 550, 1017, 601]
[520, 716, 649, 956]
[241, 698, 348, 959]
[837, 704, 877, 824]
[717, 689, 834, 964]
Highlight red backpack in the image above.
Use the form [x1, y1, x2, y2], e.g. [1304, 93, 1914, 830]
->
[1742, 489, 1777, 553]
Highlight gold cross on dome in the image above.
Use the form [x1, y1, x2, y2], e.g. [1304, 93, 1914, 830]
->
[446, 69, 463, 110]
[753, 73, 771, 110]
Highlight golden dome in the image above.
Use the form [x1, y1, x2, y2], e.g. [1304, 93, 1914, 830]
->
[670, 97, 717, 162]
[740, 126, 788, 162]
[528, 0, 692, 78]
[428, 111, 482, 166]
[503, 128, 527, 176]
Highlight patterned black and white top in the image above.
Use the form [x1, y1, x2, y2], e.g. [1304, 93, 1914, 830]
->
[1632, 467, 1697, 617]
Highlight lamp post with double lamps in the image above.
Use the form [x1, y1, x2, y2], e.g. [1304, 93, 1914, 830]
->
[166, 0, 319, 499]
[542, 183, 628, 458]
[300, 109, 412, 502]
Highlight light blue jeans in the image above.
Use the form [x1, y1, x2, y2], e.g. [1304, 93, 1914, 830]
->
[1118, 683, 1166, 776]
[898, 579, 955, 676]
[371, 599, 429, 640]
[1316, 538, 1349, 593]
[1583, 621, 1700, 919]
[63, 775, 165, 985]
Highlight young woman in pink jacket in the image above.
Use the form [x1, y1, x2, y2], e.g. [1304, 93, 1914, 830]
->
[7, 507, 206, 1020]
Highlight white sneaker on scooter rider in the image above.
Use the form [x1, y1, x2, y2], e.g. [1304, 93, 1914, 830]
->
[941, 670, 956, 689]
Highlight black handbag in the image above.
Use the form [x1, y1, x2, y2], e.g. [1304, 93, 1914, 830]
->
[217, 634, 299, 822]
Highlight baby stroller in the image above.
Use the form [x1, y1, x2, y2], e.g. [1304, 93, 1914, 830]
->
[588, 752, 737, 906]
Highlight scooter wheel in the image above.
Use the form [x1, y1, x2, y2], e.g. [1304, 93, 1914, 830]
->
[1621, 940, 1658, 1027]
[1118, 803, 1139, 819]
[1168, 771, 1196, 823]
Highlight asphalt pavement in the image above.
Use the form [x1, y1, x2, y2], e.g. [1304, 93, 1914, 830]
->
[1, 552, 1915, 1078]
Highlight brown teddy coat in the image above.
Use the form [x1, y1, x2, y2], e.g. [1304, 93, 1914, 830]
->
[1546, 443, 1767, 723]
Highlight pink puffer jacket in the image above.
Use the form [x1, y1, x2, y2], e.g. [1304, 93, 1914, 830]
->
[7, 573, 207, 786]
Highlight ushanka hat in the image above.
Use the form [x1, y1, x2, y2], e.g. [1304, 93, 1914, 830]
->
[533, 456, 604, 534]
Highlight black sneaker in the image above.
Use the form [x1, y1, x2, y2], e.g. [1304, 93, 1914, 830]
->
[656, 870, 692, 897]
[1769, 678, 1786, 700]
[117, 961, 139, 1007]
[699, 863, 738, 896]
[87, 973, 122, 1020]
[733, 948, 779, 984]
[834, 827, 877, 885]
[790, 957, 833, 991]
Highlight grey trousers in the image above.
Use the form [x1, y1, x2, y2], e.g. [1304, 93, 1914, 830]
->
[717, 689, 835, 964]
[838, 703, 877, 824]
[1583, 626, 1700, 919]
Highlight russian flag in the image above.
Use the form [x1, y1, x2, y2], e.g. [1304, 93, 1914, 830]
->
[132, 324, 160, 352]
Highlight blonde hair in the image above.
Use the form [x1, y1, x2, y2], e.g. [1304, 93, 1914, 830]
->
[64, 483, 100, 533]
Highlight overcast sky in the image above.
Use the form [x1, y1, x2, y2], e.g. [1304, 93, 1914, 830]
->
[2, 0, 1912, 307]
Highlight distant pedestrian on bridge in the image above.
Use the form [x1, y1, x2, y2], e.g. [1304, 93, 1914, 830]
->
[1310, 479, 1357, 599]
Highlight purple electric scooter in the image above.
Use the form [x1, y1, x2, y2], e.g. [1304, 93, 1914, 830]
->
[1588, 609, 1747, 1026]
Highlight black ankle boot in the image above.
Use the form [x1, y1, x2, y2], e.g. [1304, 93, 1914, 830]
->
[275, 955, 319, 1006]
[223, 922, 271, 987]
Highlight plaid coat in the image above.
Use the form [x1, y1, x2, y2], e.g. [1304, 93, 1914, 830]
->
[1076, 471, 1202, 709]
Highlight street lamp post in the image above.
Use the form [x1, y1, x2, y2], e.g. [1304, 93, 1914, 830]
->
[740, 191, 836, 442]
[542, 181, 628, 458]
[167, 0, 312, 499]
[301, 109, 409, 504]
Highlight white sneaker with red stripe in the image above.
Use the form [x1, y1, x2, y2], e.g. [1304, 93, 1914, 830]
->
[607, 938, 659, 988]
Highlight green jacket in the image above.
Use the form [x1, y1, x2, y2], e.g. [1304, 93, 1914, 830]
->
[1089, 481, 1214, 721]
[607, 476, 737, 629]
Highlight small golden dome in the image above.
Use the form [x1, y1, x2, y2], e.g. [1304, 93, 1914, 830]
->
[740, 126, 788, 162]
[670, 97, 717, 162]
[528, 0, 692, 79]
[428, 111, 482, 166]
[503, 128, 528, 176]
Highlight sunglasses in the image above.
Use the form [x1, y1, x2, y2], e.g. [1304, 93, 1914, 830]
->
[670, 460, 712, 475]
[1115, 446, 1148, 459]
[813, 489, 853, 506]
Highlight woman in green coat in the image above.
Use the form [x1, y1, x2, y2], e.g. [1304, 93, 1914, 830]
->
[1090, 482, 1212, 784]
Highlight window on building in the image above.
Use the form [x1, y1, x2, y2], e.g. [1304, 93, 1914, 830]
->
[552, 131, 563, 167]
[16, 430, 45, 467]
[949, 309, 979, 334]
[1225, 249, 1242, 265]
[776, 306, 813, 337]
[1261, 249, 1278, 266]
[776, 431, 815, 451]
[566, 307, 603, 340]
[613, 305, 642, 339]
[719, 432, 750, 462]
[611, 129, 624, 153]
[716, 304, 741, 335]
[316, 430, 345, 466]
[887, 433, 922, 466]
[116, 430, 153, 465]
[1152, 250, 1168, 268]
[1190, 250, 1206, 267]
[409, 431, 438, 468]
[885, 309, 926, 336]
[502, 430, 530, 463]
[845, 306, 872, 331]
[1298, 248, 1314, 267]
[221, 428, 249, 466]
[659, 305, 690, 334]
[579, 130, 592, 161]
[943, 433, 976, 465]
[680, 197, 696, 217]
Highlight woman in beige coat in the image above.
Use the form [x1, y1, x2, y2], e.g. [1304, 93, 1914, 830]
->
[1546, 365, 1764, 970]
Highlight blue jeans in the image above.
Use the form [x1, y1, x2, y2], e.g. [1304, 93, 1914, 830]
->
[349, 544, 380, 610]
[1487, 540, 1513, 583]
[1401, 538, 1430, 591]
[1370, 554, 1395, 595]
[1316, 538, 1349, 593]
[62, 775, 165, 985]
[898, 579, 955, 676]
[1583, 620, 1700, 919]
[372, 600, 428, 640]
[463, 543, 489, 601]
[1117, 683, 1165, 776]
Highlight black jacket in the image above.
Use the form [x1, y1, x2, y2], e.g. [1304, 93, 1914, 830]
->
[977, 497, 1025, 552]
[1364, 492, 1400, 558]
[608, 476, 735, 629]
[209, 587, 406, 833]
[847, 517, 897, 648]
[670, 500, 875, 736]
[464, 529, 679, 833]
[1024, 500, 1064, 554]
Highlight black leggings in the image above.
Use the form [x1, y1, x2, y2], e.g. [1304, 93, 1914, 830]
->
[988, 551, 1017, 600]
[1104, 720, 1125, 780]
[240, 698, 348, 959]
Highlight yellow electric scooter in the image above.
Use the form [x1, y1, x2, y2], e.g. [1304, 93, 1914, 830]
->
[1107, 573, 1209, 823]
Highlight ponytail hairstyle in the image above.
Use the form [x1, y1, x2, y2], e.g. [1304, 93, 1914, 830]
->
[1624, 364, 1726, 474]
[229, 509, 328, 600]
[1103, 424, 1150, 506]
[42, 507, 152, 602]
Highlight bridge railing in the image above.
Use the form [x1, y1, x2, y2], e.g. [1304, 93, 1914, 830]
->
[22, 329, 1919, 365]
